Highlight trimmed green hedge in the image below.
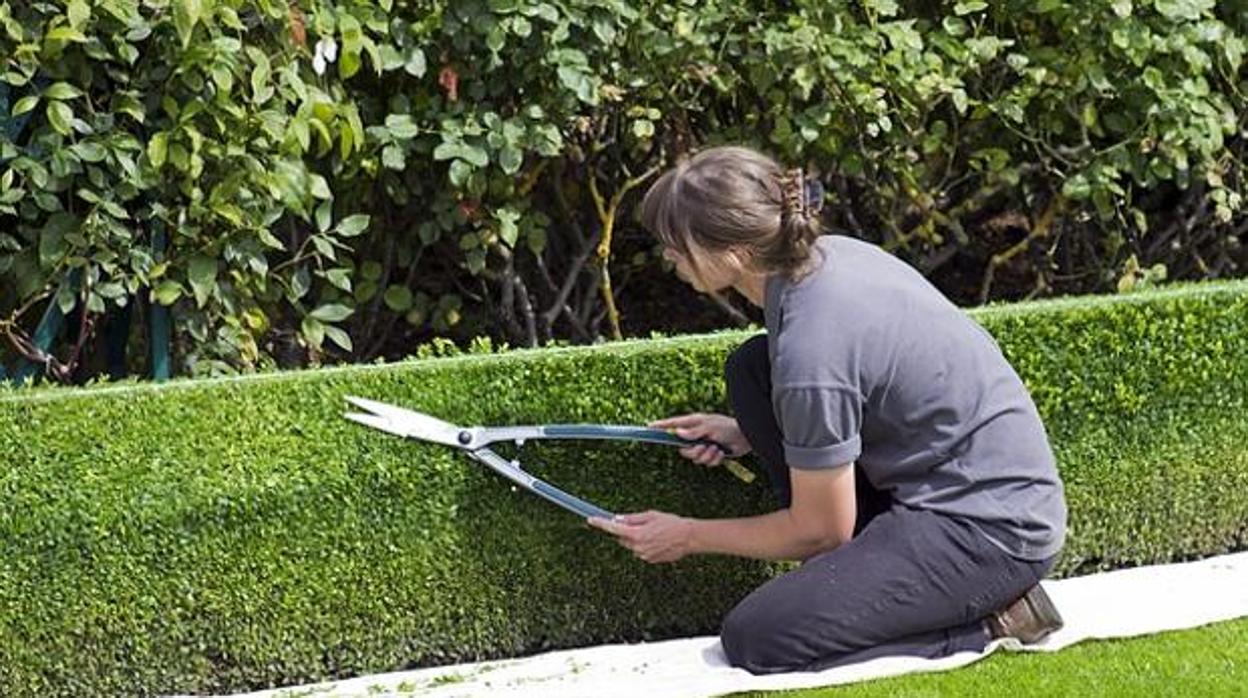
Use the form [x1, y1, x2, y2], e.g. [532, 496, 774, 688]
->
[2, 280, 1248, 696]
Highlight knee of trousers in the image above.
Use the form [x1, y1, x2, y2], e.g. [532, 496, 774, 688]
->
[724, 334, 769, 394]
[719, 598, 808, 674]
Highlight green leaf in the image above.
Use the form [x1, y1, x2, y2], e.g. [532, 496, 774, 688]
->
[385, 114, 420, 139]
[147, 132, 168, 168]
[315, 200, 333, 233]
[355, 281, 378, 304]
[45, 26, 88, 43]
[527, 227, 547, 254]
[880, 20, 923, 53]
[339, 50, 362, 80]
[47, 101, 73, 135]
[865, 0, 900, 16]
[1062, 174, 1092, 200]
[291, 266, 311, 300]
[557, 66, 596, 105]
[257, 227, 285, 250]
[324, 325, 353, 352]
[499, 146, 523, 175]
[591, 18, 616, 44]
[384, 285, 413, 312]
[326, 268, 352, 292]
[71, 142, 107, 163]
[487, 25, 506, 52]
[379, 44, 404, 71]
[39, 225, 67, 266]
[311, 303, 353, 322]
[153, 280, 183, 305]
[335, 214, 370, 237]
[219, 5, 245, 30]
[311, 235, 336, 260]
[310, 174, 332, 200]
[251, 64, 271, 104]
[449, 159, 472, 186]
[188, 255, 218, 308]
[495, 207, 521, 247]
[1081, 103, 1098, 129]
[461, 144, 489, 168]
[433, 142, 459, 161]
[173, 0, 202, 48]
[951, 88, 969, 115]
[67, 0, 90, 29]
[211, 64, 233, 93]
[55, 282, 76, 314]
[953, 1, 987, 15]
[301, 316, 324, 348]
[465, 248, 486, 275]
[382, 145, 405, 170]
[405, 48, 427, 77]
[44, 82, 82, 100]
[1153, 0, 1212, 21]
[11, 95, 39, 116]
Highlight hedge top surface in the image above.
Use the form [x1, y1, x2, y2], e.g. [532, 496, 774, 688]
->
[3, 278, 1246, 405]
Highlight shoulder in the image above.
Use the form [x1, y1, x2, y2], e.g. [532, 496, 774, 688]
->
[766, 234, 939, 387]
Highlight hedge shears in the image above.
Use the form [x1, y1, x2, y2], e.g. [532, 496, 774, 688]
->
[343, 396, 754, 520]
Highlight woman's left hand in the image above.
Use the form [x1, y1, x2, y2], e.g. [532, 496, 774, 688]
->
[587, 510, 694, 564]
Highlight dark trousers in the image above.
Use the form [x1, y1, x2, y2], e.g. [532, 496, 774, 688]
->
[720, 334, 1056, 674]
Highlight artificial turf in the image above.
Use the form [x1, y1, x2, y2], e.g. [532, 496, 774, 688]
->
[724, 616, 1248, 697]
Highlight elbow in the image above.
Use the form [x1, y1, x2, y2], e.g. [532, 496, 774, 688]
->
[793, 533, 846, 561]
[791, 520, 852, 556]
[814, 530, 852, 554]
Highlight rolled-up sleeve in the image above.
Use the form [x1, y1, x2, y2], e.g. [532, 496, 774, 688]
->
[774, 385, 863, 469]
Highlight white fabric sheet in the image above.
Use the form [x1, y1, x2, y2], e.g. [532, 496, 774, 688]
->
[204, 551, 1248, 698]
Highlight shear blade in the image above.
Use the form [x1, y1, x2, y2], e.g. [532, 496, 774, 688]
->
[343, 411, 411, 437]
[343, 395, 466, 447]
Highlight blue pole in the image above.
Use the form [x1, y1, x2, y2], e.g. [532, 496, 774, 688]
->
[150, 223, 170, 381]
[13, 268, 82, 385]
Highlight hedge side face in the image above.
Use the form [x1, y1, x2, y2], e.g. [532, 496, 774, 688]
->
[1, 280, 1246, 696]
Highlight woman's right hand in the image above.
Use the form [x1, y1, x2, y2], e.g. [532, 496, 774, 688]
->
[648, 413, 752, 467]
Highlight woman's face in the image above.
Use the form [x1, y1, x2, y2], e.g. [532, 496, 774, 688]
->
[662, 241, 742, 295]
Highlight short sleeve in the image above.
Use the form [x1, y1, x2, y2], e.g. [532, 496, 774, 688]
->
[773, 385, 863, 469]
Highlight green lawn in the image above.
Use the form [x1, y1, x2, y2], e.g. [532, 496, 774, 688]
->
[724, 616, 1248, 698]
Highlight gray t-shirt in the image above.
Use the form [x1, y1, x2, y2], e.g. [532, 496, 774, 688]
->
[764, 234, 1066, 561]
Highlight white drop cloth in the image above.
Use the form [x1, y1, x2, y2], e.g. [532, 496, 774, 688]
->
[203, 551, 1248, 698]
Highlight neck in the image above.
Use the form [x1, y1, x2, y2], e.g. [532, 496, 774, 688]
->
[734, 269, 771, 308]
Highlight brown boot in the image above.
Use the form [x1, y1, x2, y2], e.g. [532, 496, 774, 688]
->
[985, 583, 1064, 644]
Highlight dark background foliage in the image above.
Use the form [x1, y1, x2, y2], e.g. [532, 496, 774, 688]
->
[1, 0, 1245, 381]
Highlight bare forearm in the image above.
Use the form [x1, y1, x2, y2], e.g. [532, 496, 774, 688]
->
[687, 510, 844, 562]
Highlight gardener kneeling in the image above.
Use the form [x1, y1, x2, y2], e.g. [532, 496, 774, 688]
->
[588, 145, 1067, 674]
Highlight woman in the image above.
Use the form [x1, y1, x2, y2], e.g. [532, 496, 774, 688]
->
[588, 145, 1067, 674]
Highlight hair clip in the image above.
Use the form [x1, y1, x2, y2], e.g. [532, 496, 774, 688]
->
[804, 177, 825, 215]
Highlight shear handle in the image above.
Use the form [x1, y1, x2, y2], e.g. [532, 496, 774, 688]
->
[541, 424, 739, 458]
[469, 447, 614, 520]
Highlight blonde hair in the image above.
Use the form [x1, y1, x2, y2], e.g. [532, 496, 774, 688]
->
[641, 146, 824, 284]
